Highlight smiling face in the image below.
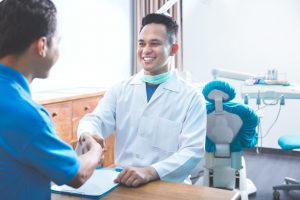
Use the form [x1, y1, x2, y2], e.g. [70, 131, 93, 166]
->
[137, 23, 174, 76]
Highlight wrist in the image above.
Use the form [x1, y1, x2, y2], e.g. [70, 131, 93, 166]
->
[145, 166, 159, 182]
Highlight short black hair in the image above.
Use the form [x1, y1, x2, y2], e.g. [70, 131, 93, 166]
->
[0, 0, 57, 58]
[140, 13, 178, 44]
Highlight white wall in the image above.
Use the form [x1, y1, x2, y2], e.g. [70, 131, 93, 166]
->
[31, 0, 133, 92]
[183, 0, 300, 149]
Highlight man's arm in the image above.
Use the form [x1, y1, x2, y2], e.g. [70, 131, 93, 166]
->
[114, 166, 159, 187]
[115, 91, 206, 187]
[151, 92, 206, 182]
[67, 133, 103, 188]
[77, 84, 119, 140]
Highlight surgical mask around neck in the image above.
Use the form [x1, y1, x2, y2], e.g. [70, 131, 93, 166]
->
[141, 71, 172, 85]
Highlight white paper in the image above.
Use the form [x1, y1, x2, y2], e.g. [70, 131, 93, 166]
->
[51, 168, 120, 197]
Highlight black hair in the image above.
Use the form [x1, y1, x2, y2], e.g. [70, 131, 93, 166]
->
[140, 13, 178, 44]
[0, 0, 57, 58]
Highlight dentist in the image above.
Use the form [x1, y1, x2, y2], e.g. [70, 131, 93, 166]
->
[78, 13, 206, 187]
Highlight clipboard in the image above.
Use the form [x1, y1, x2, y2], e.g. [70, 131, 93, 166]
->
[51, 167, 122, 199]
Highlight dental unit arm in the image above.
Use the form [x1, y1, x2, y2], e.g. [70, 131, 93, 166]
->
[211, 68, 300, 104]
[212, 68, 257, 81]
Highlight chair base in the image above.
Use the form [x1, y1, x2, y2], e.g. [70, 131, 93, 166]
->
[231, 178, 257, 200]
[273, 177, 300, 199]
[245, 178, 257, 195]
[196, 176, 256, 200]
[199, 155, 256, 200]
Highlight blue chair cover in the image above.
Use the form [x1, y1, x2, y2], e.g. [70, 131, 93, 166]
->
[278, 135, 300, 151]
[203, 80, 259, 152]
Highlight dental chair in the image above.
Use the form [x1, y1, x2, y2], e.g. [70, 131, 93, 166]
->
[273, 135, 300, 200]
[201, 80, 259, 200]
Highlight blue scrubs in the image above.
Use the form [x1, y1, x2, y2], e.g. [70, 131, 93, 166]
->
[0, 64, 80, 200]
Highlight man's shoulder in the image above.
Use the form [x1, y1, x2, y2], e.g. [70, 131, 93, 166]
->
[0, 85, 48, 124]
[174, 77, 206, 104]
[176, 77, 201, 94]
[110, 74, 142, 89]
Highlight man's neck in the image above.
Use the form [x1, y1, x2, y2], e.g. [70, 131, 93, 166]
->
[0, 55, 33, 83]
[144, 67, 169, 76]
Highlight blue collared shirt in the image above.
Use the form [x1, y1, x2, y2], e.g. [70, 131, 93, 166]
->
[0, 64, 80, 200]
[145, 83, 159, 102]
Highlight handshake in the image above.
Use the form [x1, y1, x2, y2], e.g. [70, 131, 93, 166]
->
[75, 133, 105, 166]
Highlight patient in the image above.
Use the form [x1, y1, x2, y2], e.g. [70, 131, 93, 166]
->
[77, 13, 207, 187]
[0, 0, 103, 199]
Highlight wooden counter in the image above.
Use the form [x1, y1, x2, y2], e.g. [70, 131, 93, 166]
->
[52, 180, 240, 200]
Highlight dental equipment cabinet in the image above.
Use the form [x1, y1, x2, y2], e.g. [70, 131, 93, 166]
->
[212, 68, 300, 152]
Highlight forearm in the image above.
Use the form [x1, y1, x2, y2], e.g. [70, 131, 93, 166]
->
[151, 147, 203, 182]
[67, 145, 101, 188]
[77, 115, 104, 139]
[77, 113, 115, 140]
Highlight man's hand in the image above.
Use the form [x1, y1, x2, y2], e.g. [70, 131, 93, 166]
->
[75, 133, 104, 165]
[90, 134, 105, 165]
[114, 166, 159, 187]
[68, 133, 103, 188]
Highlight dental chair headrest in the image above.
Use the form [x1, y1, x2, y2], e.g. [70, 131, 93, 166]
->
[202, 80, 236, 103]
[202, 80, 258, 153]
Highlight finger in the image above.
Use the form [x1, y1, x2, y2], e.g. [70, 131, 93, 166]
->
[97, 152, 104, 166]
[78, 136, 83, 145]
[99, 154, 104, 165]
[92, 134, 105, 148]
[81, 142, 89, 154]
[132, 179, 141, 187]
[124, 175, 136, 187]
[75, 143, 83, 155]
[80, 134, 87, 142]
[120, 169, 133, 184]
[114, 169, 127, 183]
[99, 139, 105, 149]
[98, 159, 103, 166]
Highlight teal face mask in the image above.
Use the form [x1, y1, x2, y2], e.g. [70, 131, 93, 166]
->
[141, 71, 172, 85]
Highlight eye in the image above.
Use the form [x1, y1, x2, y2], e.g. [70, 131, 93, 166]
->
[138, 41, 145, 47]
[151, 42, 160, 46]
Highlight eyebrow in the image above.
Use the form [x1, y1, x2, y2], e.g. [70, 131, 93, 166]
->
[150, 39, 162, 43]
[138, 39, 162, 43]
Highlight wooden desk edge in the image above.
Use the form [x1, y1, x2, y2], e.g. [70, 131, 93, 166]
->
[37, 91, 106, 105]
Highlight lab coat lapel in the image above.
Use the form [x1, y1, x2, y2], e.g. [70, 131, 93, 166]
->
[147, 71, 180, 104]
[130, 71, 148, 106]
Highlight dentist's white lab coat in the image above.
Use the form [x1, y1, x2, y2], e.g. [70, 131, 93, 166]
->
[78, 70, 206, 183]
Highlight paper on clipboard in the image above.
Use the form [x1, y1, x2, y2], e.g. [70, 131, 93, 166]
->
[51, 168, 121, 199]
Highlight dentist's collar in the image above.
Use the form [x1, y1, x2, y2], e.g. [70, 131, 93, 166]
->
[141, 71, 172, 85]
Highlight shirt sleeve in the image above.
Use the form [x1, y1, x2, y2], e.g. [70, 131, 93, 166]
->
[77, 84, 119, 139]
[10, 103, 81, 186]
[0, 88, 80, 186]
[151, 92, 207, 182]
[22, 121, 80, 186]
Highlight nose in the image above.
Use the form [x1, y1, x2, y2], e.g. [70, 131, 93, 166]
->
[142, 45, 153, 54]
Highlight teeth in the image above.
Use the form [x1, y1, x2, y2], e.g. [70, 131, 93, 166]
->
[143, 57, 154, 61]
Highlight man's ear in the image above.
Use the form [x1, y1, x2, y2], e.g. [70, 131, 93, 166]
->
[37, 37, 48, 57]
[171, 43, 179, 55]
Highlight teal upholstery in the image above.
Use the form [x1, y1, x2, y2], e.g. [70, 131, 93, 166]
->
[278, 135, 300, 151]
[202, 80, 258, 153]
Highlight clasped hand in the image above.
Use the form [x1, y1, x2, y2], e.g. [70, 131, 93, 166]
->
[75, 133, 105, 166]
